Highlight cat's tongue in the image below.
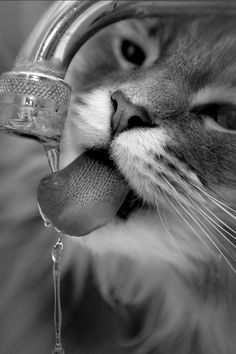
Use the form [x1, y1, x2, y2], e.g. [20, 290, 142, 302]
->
[37, 153, 129, 236]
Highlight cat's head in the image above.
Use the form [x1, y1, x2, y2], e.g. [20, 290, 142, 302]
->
[63, 16, 236, 219]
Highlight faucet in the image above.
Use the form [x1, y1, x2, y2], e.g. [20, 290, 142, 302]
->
[0, 0, 235, 151]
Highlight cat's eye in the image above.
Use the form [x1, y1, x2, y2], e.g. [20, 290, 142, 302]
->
[121, 39, 146, 66]
[193, 103, 236, 131]
[215, 106, 236, 130]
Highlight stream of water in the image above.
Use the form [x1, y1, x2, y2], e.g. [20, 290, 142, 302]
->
[42, 145, 65, 354]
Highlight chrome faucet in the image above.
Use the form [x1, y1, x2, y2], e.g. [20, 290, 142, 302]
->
[0, 0, 235, 150]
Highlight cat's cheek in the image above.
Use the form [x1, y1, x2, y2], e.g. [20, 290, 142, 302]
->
[65, 88, 113, 151]
[110, 128, 169, 204]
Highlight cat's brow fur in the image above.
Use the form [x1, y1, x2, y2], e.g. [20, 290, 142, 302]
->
[1, 15, 236, 354]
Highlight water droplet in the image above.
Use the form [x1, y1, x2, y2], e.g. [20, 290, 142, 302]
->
[38, 202, 52, 228]
[44, 219, 52, 227]
[54, 226, 62, 234]
[52, 238, 63, 263]
[52, 345, 65, 354]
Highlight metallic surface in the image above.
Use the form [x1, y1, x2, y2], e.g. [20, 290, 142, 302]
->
[0, 0, 235, 146]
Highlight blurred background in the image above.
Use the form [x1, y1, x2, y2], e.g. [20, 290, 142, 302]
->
[0, 1, 52, 73]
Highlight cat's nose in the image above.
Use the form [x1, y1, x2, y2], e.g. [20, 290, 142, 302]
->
[111, 90, 149, 134]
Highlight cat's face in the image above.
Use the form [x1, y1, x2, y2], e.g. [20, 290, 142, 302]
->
[61, 16, 236, 272]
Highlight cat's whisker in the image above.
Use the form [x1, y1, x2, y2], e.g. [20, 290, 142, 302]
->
[206, 196, 236, 218]
[210, 197, 236, 214]
[189, 198, 236, 244]
[172, 195, 236, 274]
[187, 197, 236, 264]
[194, 221, 236, 273]
[195, 200, 236, 241]
[190, 210, 236, 275]
[155, 203, 186, 260]
[191, 182, 236, 217]
[161, 176, 236, 273]
[163, 191, 214, 255]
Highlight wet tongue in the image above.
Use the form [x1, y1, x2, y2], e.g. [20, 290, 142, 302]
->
[37, 152, 129, 236]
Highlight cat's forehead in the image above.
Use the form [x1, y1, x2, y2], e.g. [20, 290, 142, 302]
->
[114, 18, 162, 38]
[167, 17, 236, 80]
[111, 16, 236, 78]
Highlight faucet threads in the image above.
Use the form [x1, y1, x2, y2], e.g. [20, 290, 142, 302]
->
[0, 71, 71, 145]
[0, 74, 70, 103]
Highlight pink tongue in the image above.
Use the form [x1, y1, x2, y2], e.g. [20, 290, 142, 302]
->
[37, 153, 129, 236]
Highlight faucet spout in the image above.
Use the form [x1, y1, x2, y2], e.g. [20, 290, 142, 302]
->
[0, 0, 235, 148]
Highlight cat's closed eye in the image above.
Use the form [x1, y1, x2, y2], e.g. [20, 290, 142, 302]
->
[192, 103, 236, 131]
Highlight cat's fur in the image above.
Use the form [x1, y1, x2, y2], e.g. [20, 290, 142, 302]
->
[1, 14, 236, 354]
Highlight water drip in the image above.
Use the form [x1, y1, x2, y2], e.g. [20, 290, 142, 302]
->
[44, 145, 60, 173]
[40, 143, 65, 354]
[44, 220, 52, 228]
[51, 238, 65, 354]
[37, 201, 52, 228]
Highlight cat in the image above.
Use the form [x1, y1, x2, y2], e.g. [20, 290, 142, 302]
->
[1, 14, 236, 354]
